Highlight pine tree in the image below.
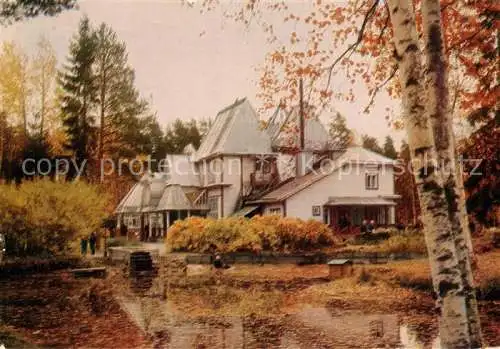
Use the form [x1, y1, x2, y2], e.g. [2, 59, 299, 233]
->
[59, 16, 98, 169]
[0, 0, 75, 25]
[361, 135, 383, 154]
[327, 112, 352, 151]
[94, 23, 148, 162]
[383, 136, 398, 159]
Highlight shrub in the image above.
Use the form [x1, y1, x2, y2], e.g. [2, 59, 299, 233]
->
[375, 232, 427, 254]
[0, 179, 109, 256]
[166, 216, 335, 253]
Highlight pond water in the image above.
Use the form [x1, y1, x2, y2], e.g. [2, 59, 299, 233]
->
[118, 274, 445, 349]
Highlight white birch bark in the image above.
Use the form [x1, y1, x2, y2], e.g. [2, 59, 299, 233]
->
[421, 0, 482, 346]
[387, 0, 472, 347]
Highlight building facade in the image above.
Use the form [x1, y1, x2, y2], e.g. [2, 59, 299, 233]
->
[116, 97, 399, 240]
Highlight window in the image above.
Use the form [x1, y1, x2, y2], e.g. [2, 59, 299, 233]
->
[312, 206, 321, 216]
[269, 207, 281, 215]
[207, 196, 220, 218]
[255, 158, 271, 174]
[365, 173, 379, 190]
[124, 215, 140, 228]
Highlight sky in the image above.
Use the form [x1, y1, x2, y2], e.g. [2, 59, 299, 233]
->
[0, 0, 404, 145]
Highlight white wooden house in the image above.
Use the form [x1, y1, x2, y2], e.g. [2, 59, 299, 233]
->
[245, 146, 399, 232]
[115, 97, 399, 240]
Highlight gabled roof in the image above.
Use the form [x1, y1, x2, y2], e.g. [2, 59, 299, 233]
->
[193, 98, 273, 161]
[248, 169, 329, 203]
[340, 146, 396, 165]
[115, 182, 143, 213]
[267, 107, 331, 151]
[116, 173, 166, 213]
[248, 146, 396, 203]
[115, 167, 206, 214]
[156, 185, 195, 211]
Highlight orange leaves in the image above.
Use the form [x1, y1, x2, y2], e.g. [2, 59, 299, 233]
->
[330, 7, 346, 25]
[271, 51, 284, 64]
[166, 216, 335, 253]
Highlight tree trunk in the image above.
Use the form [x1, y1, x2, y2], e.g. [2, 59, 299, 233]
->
[40, 67, 46, 138]
[421, 0, 482, 346]
[387, 0, 472, 347]
[98, 67, 106, 166]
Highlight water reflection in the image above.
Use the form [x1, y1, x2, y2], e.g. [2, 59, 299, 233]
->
[119, 274, 442, 349]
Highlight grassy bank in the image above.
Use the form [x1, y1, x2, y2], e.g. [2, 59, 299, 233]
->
[364, 250, 500, 299]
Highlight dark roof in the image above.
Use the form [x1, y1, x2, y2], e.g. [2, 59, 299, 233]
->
[248, 170, 329, 203]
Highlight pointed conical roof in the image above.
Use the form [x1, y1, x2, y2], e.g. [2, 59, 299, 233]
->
[193, 98, 272, 161]
[268, 107, 331, 151]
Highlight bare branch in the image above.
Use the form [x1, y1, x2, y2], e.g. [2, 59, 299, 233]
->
[363, 65, 398, 114]
[323, 0, 380, 93]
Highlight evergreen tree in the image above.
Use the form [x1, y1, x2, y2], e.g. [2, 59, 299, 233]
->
[328, 112, 353, 150]
[163, 118, 203, 154]
[383, 135, 398, 159]
[59, 16, 98, 169]
[361, 134, 383, 154]
[94, 23, 149, 161]
[0, 0, 75, 25]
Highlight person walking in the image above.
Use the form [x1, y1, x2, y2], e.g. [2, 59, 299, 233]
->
[80, 236, 88, 256]
[89, 232, 97, 255]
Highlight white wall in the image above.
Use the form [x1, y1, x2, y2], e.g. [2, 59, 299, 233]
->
[285, 163, 395, 221]
[263, 203, 285, 217]
[220, 156, 257, 217]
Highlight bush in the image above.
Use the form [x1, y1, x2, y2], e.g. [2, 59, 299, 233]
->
[0, 179, 109, 256]
[375, 232, 427, 254]
[166, 216, 335, 253]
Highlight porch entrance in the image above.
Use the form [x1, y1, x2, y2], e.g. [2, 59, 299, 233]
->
[324, 197, 396, 234]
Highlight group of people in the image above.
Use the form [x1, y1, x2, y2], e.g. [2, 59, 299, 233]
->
[80, 232, 98, 256]
[360, 219, 376, 234]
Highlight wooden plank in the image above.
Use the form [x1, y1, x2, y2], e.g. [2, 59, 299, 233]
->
[71, 267, 107, 278]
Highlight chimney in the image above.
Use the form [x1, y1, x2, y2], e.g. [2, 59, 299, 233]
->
[295, 77, 312, 177]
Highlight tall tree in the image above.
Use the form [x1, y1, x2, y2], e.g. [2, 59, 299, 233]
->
[31, 36, 57, 138]
[59, 16, 98, 168]
[421, 0, 481, 342]
[388, 0, 480, 345]
[382, 135, 397, 159]
[94, 22, 148, 162]
[163, 118, 203, 154]
[395, 140, 420, 225]
[0, 42, 30, 137]
[327, 112, 353, 150]
[361, 134, 383, 154]
[0, 0, 76, 25]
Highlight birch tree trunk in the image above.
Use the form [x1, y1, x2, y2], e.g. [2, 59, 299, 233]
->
[421, 0, 482, 346]
[387, 0, 472, 347]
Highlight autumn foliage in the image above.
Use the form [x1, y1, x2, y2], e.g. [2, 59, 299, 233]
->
[196, 0, 498, 125]
[166, 215, 335, 253]
[0, 179, 109, 256]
